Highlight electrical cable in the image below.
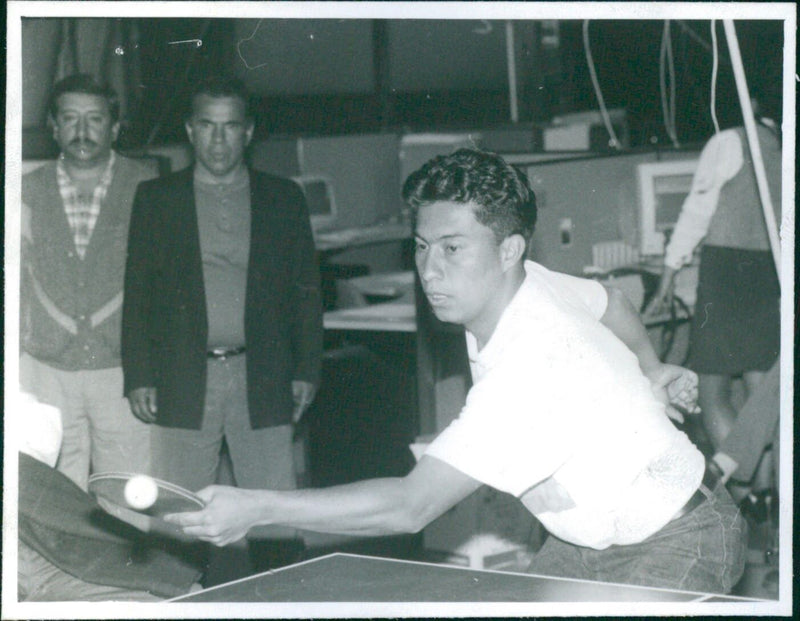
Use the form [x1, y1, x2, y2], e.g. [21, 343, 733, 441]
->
[674, 21, 711, 55]
[582, 20, 621, 150]
[667, 23, 678, 145]
[237, 19, 270, 70]
[709, 20, 721, 134]
[659, 21, 680, 147]
[675, 20, 732, 66]
[659, 24, 670, 140]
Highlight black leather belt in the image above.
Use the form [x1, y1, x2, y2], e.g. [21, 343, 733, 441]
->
[207, 346, 246, 360]
[671, 463, 721, 522]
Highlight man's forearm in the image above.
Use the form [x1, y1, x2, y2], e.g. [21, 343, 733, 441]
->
[250, 457, 480, 536]
[176, 477, 432, 547]
[254, 477, 426, 537]
[166, 456, 482, 546]
[600, 285, 661, 373]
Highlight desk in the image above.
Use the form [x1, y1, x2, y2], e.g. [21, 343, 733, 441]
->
[323, 271, 416, 332]
[171, 552, 763, 605]
[314, 221, 411, 252]
[323, 301, 416, 332]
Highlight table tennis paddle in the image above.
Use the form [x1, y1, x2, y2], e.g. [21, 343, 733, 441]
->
[89, 472, 204, 514]
[88, 472, 204, 539]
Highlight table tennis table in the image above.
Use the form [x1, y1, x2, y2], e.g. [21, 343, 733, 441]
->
[170, 552, 765, 612]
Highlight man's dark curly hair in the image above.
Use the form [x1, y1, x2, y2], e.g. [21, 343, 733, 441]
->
[401, 148, 537, 245]
[187, 74, 253, 121]
[48, 73, 120, 123]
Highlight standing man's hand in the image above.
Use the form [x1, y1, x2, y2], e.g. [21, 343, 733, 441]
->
[291, 381, 316, 423]
[128, 387, 158, 423]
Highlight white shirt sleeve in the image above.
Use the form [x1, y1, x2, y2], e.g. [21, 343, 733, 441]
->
[542, 268, 609, 319]
[663, 130, 744, 270]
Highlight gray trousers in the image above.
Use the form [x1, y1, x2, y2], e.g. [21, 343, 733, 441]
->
[150, 354, 296, 493]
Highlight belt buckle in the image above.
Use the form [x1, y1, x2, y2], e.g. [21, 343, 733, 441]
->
[208, 346, 245, 360]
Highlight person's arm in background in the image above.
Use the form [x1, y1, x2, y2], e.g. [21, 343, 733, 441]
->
[601, 285, 698, 420]
[644, 130, 743, 318]
[546, 270, 698, 419]
[121, 183, 158, 423]
[286, 180, 324, 422]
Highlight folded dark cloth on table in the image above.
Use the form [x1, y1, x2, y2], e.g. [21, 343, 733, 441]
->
[18, 452, 202, 599]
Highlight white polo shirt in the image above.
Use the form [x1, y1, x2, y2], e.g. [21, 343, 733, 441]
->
[424, 260, 704, 549]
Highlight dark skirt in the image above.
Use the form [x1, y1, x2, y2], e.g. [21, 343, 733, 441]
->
[688, 245, 780, 375]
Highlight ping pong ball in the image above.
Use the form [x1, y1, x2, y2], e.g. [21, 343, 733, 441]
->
[124, 475, 158, 510]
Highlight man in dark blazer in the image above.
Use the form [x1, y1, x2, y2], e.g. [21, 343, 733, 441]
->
[121, 77, 323, 547]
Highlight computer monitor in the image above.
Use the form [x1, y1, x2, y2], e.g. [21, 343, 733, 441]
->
[636, 159, 698, 256]
[291, 174, 337, 232]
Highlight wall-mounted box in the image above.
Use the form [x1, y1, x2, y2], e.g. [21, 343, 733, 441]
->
[399, 132, 481, 185]
[478, 124, 542, 153]
[542, 109, 629, 152]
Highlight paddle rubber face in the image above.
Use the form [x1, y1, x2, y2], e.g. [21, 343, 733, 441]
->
[88, 472, 205, 516]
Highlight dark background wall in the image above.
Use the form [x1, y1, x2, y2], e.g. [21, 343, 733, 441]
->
[22, 18, 786, 155]
[140, 18, 787, 141]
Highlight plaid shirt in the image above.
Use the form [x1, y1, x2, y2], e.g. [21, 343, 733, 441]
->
[56, 151, 116, 259]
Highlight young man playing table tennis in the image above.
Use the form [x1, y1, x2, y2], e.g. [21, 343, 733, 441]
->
[165, 149, 747, 594]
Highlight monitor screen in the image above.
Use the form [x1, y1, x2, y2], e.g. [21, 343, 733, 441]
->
[652, 173, 694, 227]
[292, 174, 337, 232]
[636, 159, 698, 256]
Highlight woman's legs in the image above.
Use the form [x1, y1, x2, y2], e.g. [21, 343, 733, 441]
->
[698, 374, 738, 449]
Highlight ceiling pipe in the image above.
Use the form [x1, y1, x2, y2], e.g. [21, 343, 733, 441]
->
[505, 20, 519, 124]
